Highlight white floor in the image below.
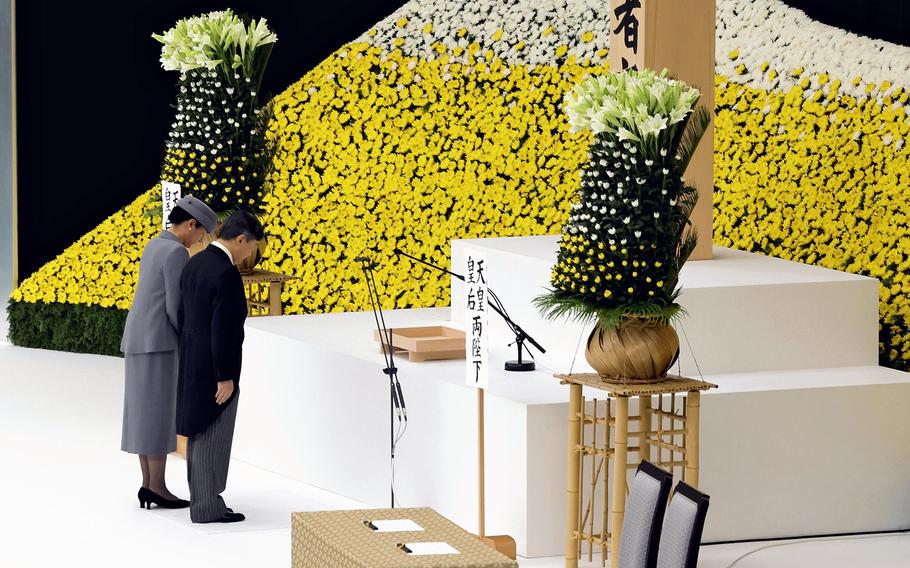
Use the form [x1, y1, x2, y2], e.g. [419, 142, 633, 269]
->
[0, 340, 908, 567]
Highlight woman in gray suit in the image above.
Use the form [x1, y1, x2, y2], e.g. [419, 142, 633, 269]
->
[121, 196, 217, 509]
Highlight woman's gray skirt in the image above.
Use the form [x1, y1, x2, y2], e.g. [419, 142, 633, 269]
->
[121, 351, 178, 455]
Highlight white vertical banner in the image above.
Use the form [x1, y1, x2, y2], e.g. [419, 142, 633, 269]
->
[465, 250, 489, 389]
[161, 181, 181, 231]
[609, 0, 644, 71]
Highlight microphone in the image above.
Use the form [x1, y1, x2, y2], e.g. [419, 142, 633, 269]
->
[390, 380, 403, 421]
[355, 255, 378, 269]
[382, 332, 404, 422]
[395, 246, 547, 359]
[378, 322, 407, 422]
[395, 379, 407, 421]
[393, 248, 466, 282]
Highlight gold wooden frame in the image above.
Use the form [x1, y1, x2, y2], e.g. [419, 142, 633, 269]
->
[10, 0, 17, 286]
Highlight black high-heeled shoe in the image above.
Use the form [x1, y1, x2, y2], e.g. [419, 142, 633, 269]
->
[140, 487, 190, 509]
[138, 487, 149, 509]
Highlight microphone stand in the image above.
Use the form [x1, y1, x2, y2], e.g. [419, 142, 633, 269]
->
[393, 247, 525, 560]
[393, 248, 546, 371]
[356, 256, 406, 509]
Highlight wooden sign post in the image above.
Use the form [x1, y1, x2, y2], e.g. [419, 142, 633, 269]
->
[609, 0, 716, 261]
[465, 251, 517, 560]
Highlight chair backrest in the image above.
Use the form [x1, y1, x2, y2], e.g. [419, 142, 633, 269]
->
[617, 460, 673, 568]
[656, 481, 710, 568]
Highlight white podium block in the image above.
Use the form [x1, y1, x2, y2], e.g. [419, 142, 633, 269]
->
[234, 315, 910, 557]
[233, 309, 556, 554]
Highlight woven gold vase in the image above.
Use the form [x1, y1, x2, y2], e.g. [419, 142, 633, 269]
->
[585, 319, 680, 383]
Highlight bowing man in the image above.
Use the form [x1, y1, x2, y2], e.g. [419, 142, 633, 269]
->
[176, 210, 264, 523]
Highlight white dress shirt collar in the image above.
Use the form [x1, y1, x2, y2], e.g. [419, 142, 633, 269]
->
[211, 241, 234, 265]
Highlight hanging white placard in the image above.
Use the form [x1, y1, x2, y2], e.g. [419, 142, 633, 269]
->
[161, 181, 181, 230]
[465, 250, 489, 389]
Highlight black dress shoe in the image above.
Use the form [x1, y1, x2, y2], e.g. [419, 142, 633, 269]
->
[143, 488, 190, 509]
[200, 511, 245, 523]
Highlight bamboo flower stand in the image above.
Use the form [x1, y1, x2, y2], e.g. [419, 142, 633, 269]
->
[555, 373, 717, 568]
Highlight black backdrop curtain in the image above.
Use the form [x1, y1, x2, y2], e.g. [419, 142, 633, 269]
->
[16, 0, 406, 280]
[782, 0, 910, 46]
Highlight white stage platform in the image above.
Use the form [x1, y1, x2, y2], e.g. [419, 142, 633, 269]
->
[233, 239, 910, 558]
[4, 342, 909, 568]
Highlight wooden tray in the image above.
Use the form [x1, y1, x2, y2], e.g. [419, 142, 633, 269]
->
[372, 326, 466, 362]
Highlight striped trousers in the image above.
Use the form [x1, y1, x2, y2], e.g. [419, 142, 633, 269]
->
[187, 394, 239, 523]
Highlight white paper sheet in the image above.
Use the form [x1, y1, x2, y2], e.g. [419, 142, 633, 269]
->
[370, 519, 424, 532]
[403, 542, 460, 555]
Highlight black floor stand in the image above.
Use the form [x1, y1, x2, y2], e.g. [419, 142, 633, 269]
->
[356, 256, 406, 509]
[505, 332, 536, 372]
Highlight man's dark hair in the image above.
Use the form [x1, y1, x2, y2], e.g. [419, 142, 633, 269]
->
[219, 210, 265, 241]
[168, 205, 198, 226]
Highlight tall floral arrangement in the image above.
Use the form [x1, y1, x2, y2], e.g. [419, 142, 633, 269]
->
[536, 69, 710, 345]
[153, 10, 277, 212]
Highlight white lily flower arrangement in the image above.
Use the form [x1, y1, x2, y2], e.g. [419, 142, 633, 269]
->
[566, 69, 703, 161]
[154, 9, 278, 214]
[536, 68, 711, 330]
[153, 9, 277, 86]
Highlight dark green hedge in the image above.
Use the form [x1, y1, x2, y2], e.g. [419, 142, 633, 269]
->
[7, 299, 126, 357]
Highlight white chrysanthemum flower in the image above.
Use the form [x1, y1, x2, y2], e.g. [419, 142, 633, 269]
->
[717, 0, 908, 102]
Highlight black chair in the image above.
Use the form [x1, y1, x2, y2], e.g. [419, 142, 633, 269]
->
[656, 481, 711, 568]
[617, 460, 674, 568]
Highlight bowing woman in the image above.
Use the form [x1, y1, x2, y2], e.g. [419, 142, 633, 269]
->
[120, 196, 217, 509]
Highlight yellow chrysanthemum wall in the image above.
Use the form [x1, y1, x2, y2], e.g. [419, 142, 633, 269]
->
[13, 0, 611, 315]
[261, 46, 596, 312]
[714, 0, 910, 365]
[11, 190, 156, 308]
[11, 0, 910, 368]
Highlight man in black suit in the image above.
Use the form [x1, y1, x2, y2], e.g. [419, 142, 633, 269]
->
[177, 210, 264, 523]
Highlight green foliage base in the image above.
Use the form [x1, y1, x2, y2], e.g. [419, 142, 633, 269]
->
[7, 299, 126, 357]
